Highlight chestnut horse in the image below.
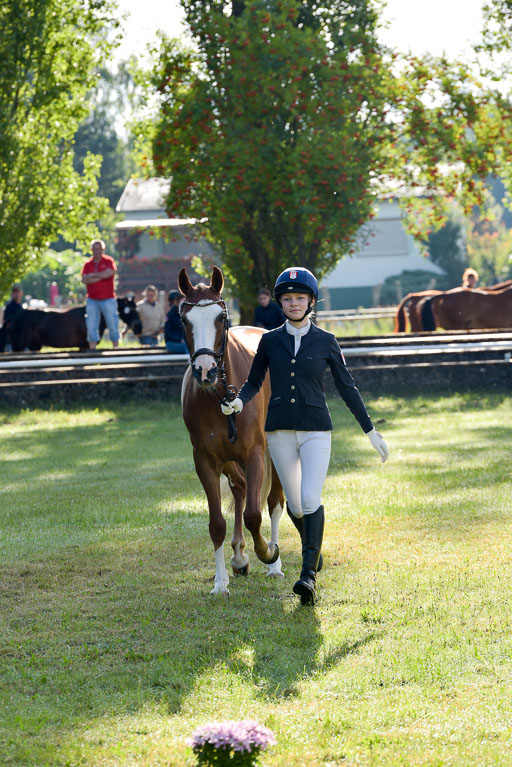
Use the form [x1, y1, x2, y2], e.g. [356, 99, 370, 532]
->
[420, 283, 512, 331]
[179, 266, 284, 595]
[394, 290, 441, 332]
[394, 280, 512, 332]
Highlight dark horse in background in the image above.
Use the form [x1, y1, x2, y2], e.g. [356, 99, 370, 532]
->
[179, 266, 284, 595]
[421, 283, 512, 331]
[0, 296, 141, 352]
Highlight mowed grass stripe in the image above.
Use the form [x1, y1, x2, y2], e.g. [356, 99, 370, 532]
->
[0, 394, 511, 766]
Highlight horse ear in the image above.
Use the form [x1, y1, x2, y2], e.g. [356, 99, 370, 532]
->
[178, 268, 192, 295]
[211, 266, 224, 295]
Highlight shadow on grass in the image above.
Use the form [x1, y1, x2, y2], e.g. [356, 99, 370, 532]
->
[0, 516, 380, 766]
[3, 392, 510, 764]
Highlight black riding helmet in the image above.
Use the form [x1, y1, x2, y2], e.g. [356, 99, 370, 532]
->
[274, 267, 319, 321]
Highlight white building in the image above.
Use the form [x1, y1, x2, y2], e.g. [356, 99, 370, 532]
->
[115, 179, 441, 306]
[115, 178, 214, 296]
[320, 198, 443, 309]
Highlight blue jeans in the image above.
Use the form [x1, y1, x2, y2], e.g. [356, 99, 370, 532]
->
[139, 335, 159, 346]
[166, 340, 189, 355]
[86, 297, 119, 344]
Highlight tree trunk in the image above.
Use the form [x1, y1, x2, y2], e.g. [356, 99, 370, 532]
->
[239, 304, 254, 326]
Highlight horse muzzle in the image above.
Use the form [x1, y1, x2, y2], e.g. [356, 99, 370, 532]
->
[192, 364, 218, 387]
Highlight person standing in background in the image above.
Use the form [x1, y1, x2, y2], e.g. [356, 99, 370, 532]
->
[165, 290, 188, 354]
[81, 240, 119, 350]
[254, 287, 285, 330]
[136, 285, 165, 346]
[462, 268, 479, 289]
[1, 285, 24, 352]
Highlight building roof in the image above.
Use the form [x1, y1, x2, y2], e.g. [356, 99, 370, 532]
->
[115, 218, 205, 230]
[116, 178, 170, 214]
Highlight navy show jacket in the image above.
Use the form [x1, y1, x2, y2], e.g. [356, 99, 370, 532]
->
[238, 323, 373, 433]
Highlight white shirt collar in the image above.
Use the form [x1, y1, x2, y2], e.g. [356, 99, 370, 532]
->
[285, 319, 311, 337]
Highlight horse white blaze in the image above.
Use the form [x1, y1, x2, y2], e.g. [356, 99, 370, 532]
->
[211, 544, 230, 595]
[187, 302, 223, 381]
[266, 502, 284, 577]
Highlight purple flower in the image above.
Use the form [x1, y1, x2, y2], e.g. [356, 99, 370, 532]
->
[187, 719, 276, 766]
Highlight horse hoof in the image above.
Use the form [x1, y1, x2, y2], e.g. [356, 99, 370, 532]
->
[210, 589, 229, 599]
[210, 586, 230, 597]
[233, 563, 250, 576]
[266, 569, 285, 578]
[266, 557, 284, 577]
[268, 542, 280, 565]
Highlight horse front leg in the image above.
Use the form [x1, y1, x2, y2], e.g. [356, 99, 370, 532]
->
[223, 462, 249, 575]
[243, 452, 279, 566]
[193, 450, 229, 596]
[266, 461, 285, 578]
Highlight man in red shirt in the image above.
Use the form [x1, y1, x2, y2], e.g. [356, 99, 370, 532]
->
[81, 239, 119, 349]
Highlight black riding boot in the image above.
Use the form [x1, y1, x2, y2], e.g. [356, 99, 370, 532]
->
[292, 505, 325, 605]
[286, 504, 323, 572]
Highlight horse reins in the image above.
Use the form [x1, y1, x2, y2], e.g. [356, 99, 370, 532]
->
[180, 298, 239, 443]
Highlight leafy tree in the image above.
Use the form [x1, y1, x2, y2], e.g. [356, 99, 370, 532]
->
[138, 0, 512, 320]
[73, 62, 137, 209]
[0, 0, 119, 299]
[19, 249, 86, 303]
[378, 269, 442, 306]
[466, 221, 512, 286]
[426, 218, 468, 289]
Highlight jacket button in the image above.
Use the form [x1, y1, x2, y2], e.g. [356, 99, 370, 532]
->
[290, 372, 295, 377]
[291, 398, 296, 403]
[291, 359, 296, 364]
[291, 385, 295, 390]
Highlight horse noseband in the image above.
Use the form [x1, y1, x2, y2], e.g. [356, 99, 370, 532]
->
[190, 347, 222, 366]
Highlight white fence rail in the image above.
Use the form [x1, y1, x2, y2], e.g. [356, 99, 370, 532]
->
[317, 307, 397, 323]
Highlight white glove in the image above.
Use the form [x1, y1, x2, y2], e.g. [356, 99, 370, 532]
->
[221, 397, 244, 416]
[367, 428, 389, 463]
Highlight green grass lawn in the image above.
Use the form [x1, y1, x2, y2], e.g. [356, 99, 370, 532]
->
[1, 392, 511, 766]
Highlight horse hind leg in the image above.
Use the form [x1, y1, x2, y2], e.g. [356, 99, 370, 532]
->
[222, 463, 250, 576]
[243, 452, 279, 566]
[266, 459, 285, 578]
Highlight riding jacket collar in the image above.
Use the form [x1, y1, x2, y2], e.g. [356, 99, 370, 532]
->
[285, 319, 312, 355]
[273, 321, 320, 357]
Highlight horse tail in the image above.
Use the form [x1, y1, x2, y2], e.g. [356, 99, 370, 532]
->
[260, 448, 273, 508]
[220, 474, 237, 516]
[219, 447, 273, 514]
[394, 296, 410, 333]
[421, 297, 437, 331]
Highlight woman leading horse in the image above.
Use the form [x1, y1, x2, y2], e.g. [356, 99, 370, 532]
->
[222, 267, 389, 605]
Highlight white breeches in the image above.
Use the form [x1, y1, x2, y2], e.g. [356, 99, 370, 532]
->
[267, 430, 331, 517]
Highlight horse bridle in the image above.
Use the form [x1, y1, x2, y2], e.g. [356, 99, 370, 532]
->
[180, 298, 238, 443]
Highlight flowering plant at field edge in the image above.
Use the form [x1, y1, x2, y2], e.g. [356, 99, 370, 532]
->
[186, 719, 276, 766]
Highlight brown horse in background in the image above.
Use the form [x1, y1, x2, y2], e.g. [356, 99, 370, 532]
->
[420, 284, 512, 331]
[179, 266, 284, 595]
[394, 290, 441, 332]
[394, 279, 512, 332]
